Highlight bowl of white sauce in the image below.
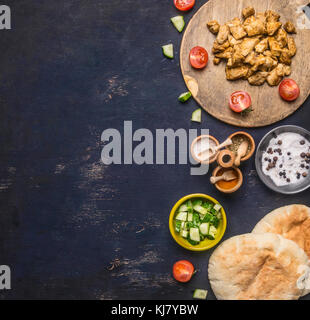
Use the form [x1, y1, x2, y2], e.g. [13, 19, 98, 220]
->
[255, 125, 310, 194]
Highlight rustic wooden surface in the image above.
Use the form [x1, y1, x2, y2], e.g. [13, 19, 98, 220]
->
[0, 0, 309, 300]
[181, 0, 310, 127]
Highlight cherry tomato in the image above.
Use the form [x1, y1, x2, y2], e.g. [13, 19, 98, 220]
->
[229, 91, 252, 113]
[174, 0, 195, 11]
[189, 46, 208, 69]
[172, 260, 195, 283]
[279, 78, 300, 101]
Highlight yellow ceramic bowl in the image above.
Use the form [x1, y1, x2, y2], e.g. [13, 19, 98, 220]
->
[169, 193, 227, 251]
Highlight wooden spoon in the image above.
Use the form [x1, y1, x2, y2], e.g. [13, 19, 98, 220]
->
[210, 170, 237, 184]
[198, 138, 232, 158]
[234, 140, 248, 166]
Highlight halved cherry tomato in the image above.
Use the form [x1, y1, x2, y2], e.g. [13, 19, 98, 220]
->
[279, 78, 300, 101]
[189, 46, 208, 69]
[172, 260, 195, 283]
[174, 0, 195, 11]
[229, 91, 252, 113]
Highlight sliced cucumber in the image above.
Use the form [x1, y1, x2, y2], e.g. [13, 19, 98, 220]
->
[193, 289, 208, 300]
[213, 204, 222, 211]
[178, 204, 188, 212]
[199, 222, 210, 236]
[175, 211, 187, 221]
[162, 44, 174, 59]
[171, 16, 185, 32]
[189, 228, 200, 242]
[181, 221, 186, 229]
[178, 91, 192, 103]
[193, 205, 208, 216]
[191, 108, 202, 123]
[209, 225, 217, 238]
[187, 213, 193, 222]
[181, 230, 188, 238]
[175, 220, 182, 233]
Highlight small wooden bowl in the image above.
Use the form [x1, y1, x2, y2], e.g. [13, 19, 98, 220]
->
[217, 149, 235, 168]
[212, 166, 243, 193]
[191, 135, 219, 165]
[225, 131, 255, 162]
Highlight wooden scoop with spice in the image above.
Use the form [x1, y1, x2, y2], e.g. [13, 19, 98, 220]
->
[197, 138, 232, 159]
[210, 170, 237, 184]
[234, 140, 249, 166]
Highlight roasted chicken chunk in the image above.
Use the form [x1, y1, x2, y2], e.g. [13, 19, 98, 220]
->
[212, 40, 230, 53]
[242, 7, 255, 19]
[207, 20, 220, 34]
[238, 37, 260, 56]
[284, 21, 297, 34]
[226, 65, 249, 80]
[243, 17, 265, 36]
[266, 21, 282, 36]
[216, 24, 229, 44]
[227, 18, 247, 39]
[287, 37, 297, 57]
[275, 28, 288, 48]
[255, 38, 268, 53]
[248, 71, 268, 85]
[268, 37, 282, 57]
[265, 10, 280, 22]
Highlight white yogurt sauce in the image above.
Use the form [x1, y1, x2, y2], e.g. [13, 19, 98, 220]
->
[193, 136, 217, 162]
[262, 132, 310, 186]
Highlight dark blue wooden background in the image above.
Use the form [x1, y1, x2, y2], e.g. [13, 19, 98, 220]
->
[0, 0, 309, 300]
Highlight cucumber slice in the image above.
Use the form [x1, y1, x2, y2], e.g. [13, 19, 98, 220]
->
[187, 213, 193, 222]
[213, 204, 222, 211]
[193, 205, 208, 216]
[175, 220, 182, 233]
[178, 204, 188, 212]
[181, 230, 188, 238]
[171, 16, 185, 32]
[162, 44, 174, 59]
[199, 222, 210, 236]
[193, 289, 208, 300]
[178, 91, 192, 103]
[191, 108, 201, 123]
[175, 211, 187, 221]
[181, 221, 185, 229]
[209, 225, 217, 238]
[189, 228, 200, 242]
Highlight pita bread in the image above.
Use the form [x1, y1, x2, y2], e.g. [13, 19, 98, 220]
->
[252, 205, 310, 259]
[208, 233, 310, 300]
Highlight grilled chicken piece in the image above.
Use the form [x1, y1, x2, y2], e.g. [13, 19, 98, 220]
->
[251, 54, 266, 72]
[242, 7, 255, 19]
[248, 71, 268, 85]
[213, 57, 221, 65]
[279, 50, 292, 65]
[260, 55, 278, 71]
[275, 29, 288, 48]
[216, 25, 230, 44]
[255, 38, 268, 53]
[227, 18, 247, 40]
[266, 63, 285, 86]
[244, 51, 256, 65]
[287, 37, 297, 57]
[215, 47, 233, 59]
[265, 10, 280, 22]
[226, 65, 249, 80]
[284, 21, 297, 34]
[239, 37, 260, 56]
[243, 17, 265, 36]
[268, 37, 282, 57]
[266, 21, 282, 36]
[283, 65, 291, 76]
[227, 50, 245, 67]
[212, 40, 230, 53]
[207, 20, 220, 34]
[228, 34, 242, 46]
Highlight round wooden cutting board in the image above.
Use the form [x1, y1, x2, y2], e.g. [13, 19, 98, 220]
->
[180, 0, 310, 127]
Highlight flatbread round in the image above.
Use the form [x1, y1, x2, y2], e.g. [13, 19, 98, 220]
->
[252, 205, 310, 259]
[208, 233, 310, 300]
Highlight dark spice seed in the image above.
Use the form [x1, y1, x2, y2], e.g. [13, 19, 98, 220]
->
[278, 140, 282, 145]
[300, 140, 305, 145]
[302, 172, 307, 177]
[301, 152, 306, 158]
[286, 178, 290, 183]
